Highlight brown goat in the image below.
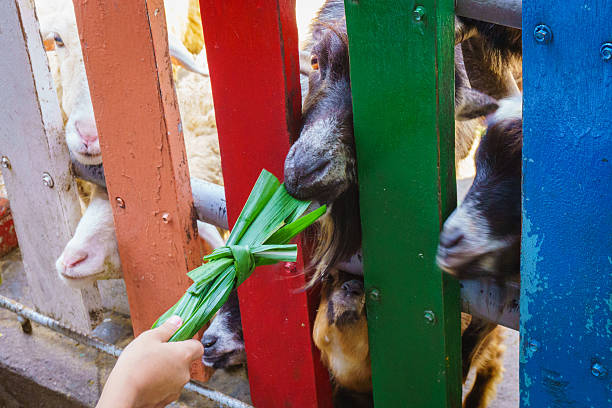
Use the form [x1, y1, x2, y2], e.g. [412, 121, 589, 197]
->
[314, 269, 505, 408]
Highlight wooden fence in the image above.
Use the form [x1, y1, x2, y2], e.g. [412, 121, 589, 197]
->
[0, 0, 610, 407]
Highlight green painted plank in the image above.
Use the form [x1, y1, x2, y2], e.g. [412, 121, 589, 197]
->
[344, 1, 461, 407]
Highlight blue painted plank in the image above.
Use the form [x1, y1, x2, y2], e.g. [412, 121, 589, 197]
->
[521, 1, 612, 407]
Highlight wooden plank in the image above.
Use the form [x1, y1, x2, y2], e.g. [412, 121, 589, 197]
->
[520, 2, 612, 406]
[344, 0, 462, 406]
[198, 0, 334, 406]
[0, 0, 101, 331]
[71, 0, 210, 381]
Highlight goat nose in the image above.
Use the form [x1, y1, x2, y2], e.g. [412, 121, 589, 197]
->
[439, 227, 464, 249]
[299, 157, 329, 178]
[75, 120, 99, 145]
[341, 280, 363, 296]
[202, 334, 217, 349]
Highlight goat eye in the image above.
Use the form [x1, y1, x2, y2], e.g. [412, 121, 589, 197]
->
[54, 34, 64, 47]
[310, 55, 319, 70]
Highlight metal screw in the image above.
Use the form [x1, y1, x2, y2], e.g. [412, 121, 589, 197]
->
[116, 197, 125, 208]
[600, 43, 612, 61]
[592, 362, 608, 378]
[528, 340, 539, 353]
[534, 24, 552, 44]
[424, 310, 436, 324]
[161, 212, 171, 223]
[368, 288, 380, 302]
[413, 5, 426, 22]
[42, 172, 54, 188]
[283, 262, 297, 274]
[1, 156, 11, 170]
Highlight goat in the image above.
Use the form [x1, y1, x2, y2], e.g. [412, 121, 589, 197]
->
[314, 269, 506, 408]
[201, 290, 247, 369]
[437, 95, 522, 281]
[313, 270, 372, 407]
[284, 0, 521, 285]
[284, 5, 520, 404]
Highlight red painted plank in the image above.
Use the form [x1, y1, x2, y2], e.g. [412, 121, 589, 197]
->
[72, 0, 210, 381]
[0, 198, 18, 256]
[199, 0, 333, 406]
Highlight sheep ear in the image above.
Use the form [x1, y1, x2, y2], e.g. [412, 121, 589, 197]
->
[455, 88, 499, 121]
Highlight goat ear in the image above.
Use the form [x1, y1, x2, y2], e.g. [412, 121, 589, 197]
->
[455, 88, 499, 121]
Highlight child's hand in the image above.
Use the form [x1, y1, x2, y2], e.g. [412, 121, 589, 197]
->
[97, 316, 204, 408]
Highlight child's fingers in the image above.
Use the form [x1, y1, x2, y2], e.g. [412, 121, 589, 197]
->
[147, 315, 183, 341]
[178, 339, 204, 361]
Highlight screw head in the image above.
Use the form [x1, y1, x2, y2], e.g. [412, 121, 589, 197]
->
[42, 172, 54, 188]
[534, 24, 552, 44]
[161, 212, 170, 223]
[413, 5, 426, 22]
[1, 156, 11, 170]
[424, 310, 436, 324]
[116, 197, 125, 208]
[283, 262, 297, 274]
[600, 43, 612, 61]
[368, 288, 380, 302]
[592, 362, 608, 378]
[528, 340, 540, 352]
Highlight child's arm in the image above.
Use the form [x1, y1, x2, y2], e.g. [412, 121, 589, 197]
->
[96, 316, 203, 408]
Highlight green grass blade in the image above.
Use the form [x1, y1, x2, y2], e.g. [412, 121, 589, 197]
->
[187, 258, 232, 284]
[266, 204, 327, 244]
[155, 170, 326, 341]
[226, 170, 280, 245]
[169, 269, 236, 341]
[238, 187, 301, 245]
[252, 244, 298, 264]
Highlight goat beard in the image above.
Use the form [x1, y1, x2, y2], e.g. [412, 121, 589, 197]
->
[304, 185, 361, 289]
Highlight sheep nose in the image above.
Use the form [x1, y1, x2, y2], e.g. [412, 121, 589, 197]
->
[62, 250, 88, 268]
[341, 280, 363, 296]
[202, 334, 217, 349]
[75, 120, 99, 146]
[439, 227, 464, 249]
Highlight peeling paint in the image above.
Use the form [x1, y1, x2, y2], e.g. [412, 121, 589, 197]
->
[520, 215, 544, 326]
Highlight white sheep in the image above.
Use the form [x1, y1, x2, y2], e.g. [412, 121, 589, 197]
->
[35, 0, 209, 166]
[34, 0, 224, 287]
[56, 184, 224, 288]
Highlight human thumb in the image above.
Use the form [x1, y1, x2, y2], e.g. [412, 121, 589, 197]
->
[149, 315, 182, 342]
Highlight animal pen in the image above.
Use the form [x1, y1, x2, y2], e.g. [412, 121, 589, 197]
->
[0, 0, 610, 407]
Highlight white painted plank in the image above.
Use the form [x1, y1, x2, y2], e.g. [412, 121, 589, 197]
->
[0, 0, 101, 331]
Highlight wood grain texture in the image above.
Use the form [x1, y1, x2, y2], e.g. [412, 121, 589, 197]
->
[344, 0, 462, 406]
[520, 1, 612, 406]
[71, 0, 210, 380]
[199, 0, 334, 406]
[0, 0, 101, 331]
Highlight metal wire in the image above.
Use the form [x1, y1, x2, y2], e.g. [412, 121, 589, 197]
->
[0, 294, 253, 408]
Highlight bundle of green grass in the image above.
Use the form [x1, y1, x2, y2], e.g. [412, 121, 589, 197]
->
[153, 170, 325, 341]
